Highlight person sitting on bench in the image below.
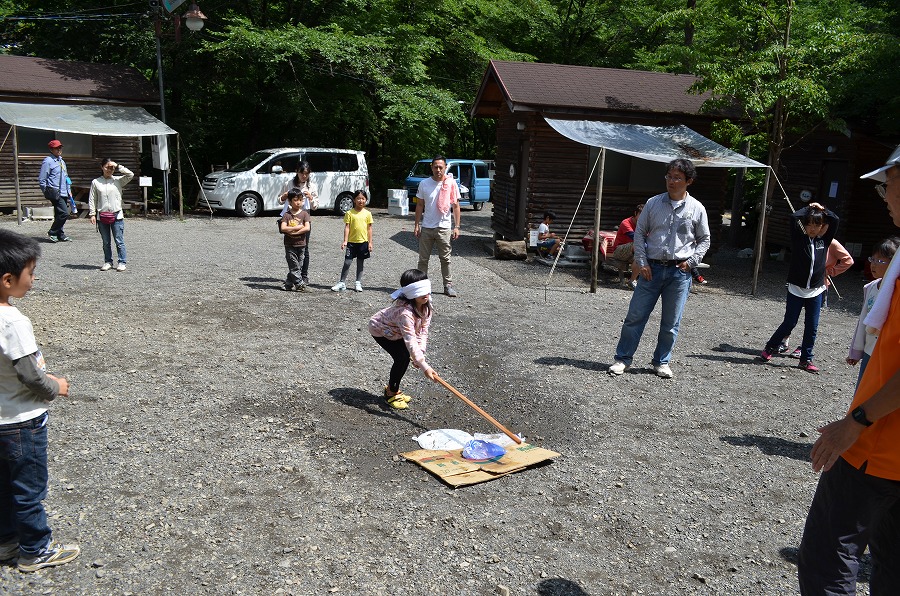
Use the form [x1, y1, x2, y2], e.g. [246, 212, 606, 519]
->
[611, 203, 644, 288]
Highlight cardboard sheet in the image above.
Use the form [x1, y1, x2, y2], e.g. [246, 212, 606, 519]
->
[401, 442, 560, 487]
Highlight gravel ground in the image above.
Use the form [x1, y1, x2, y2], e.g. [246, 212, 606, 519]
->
[0, 204, 871, 595]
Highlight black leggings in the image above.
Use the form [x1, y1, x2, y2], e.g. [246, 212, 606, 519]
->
[373, 336, 410, 392]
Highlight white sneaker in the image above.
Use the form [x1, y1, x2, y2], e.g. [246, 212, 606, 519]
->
[331, 281, 346, 292]
[116, 263, 127, 272]
[354, 281, 363, 292]
[608, 361, 630, 375]
[100, 263, 112, 271]
[654, 363, 673, 378]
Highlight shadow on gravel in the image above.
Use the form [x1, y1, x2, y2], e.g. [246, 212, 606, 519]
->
[687, 343, 763, 365]
[240, 275, 285, 290]
[720, 434, 812, 461]
[537, 578, 589, 595]
[61, 263, 101, 271]
[534, 356, 606, 372]
[329, 387, 429, 432]
[779, 546, 871, 583]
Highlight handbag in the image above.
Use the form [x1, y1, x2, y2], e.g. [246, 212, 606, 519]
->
[98, 211, 118, 225]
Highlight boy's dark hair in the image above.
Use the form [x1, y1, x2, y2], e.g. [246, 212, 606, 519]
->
[0, 229, 41, 278]
[667, 158, 697, 181]
[803, 204, 827, 226]
[874, 236, 900, 259]
[635, 203, 645, 215]
[287, 189, 302, 200]
[543, 210, 557, 221]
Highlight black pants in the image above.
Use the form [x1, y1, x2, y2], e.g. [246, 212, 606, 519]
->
[373, 336, 410, 392]
[45, 188, 68, 237]
[798, 456, 900, 595]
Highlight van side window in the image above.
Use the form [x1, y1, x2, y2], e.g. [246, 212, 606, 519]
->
[304, 153, 333, 172]
[274, 153, 301, 173]
[475, 163, 488, 178]
[457, 164, 474, 189]
[336, 153, 359, 172]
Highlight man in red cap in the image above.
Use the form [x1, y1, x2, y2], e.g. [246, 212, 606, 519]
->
[797, 143, 900, 594]
[37, 140, 72, 242]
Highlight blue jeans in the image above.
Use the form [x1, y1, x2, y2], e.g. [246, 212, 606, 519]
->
[765, 290, 823, 362]
[614, 263, 692, 366]
[99, 219, 127, 265]
[0, 413, 52, 556]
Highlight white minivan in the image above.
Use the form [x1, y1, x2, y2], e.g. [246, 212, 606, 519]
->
[200, 148, 369, 216]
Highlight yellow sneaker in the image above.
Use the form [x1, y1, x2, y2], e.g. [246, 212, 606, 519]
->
[384, 388, 412, 409]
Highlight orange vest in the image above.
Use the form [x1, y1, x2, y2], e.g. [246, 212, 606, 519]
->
[843, 278, 900, 480]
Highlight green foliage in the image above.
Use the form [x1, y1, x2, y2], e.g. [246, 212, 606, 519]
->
[0, 0, 898, 204]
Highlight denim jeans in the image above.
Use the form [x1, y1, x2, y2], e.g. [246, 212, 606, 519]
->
[0, 413, 52, 556]
[99, 218, 127, 265]
[614, 263, 692, 366]
[765, 290, 823, 362]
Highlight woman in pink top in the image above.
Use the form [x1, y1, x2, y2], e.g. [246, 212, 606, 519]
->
[368, 269, 436, 409]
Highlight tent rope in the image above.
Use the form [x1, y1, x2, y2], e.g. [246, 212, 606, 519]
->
[179, 134, 214, 219]
[544, 150, 603, 302]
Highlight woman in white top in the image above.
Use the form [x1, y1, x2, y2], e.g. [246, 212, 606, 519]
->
[88, 158, 134, 271]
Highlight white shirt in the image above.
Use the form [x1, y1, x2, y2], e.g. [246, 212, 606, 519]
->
[0, 306, 48, 424]
[416, 176, 457, 229]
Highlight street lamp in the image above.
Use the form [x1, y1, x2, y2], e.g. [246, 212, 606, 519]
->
[152, 0, 206, 214]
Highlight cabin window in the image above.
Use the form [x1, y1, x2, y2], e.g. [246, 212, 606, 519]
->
[587, 147, 667, 193]
[16, 128, 93, 157]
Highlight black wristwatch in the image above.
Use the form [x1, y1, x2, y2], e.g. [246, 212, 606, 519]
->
[851, 406, 873, 427]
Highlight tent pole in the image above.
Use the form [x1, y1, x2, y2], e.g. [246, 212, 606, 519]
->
[12, 126, 22, 226]
[590, 148, 606, 293]
[751, 168, 772, 295]
[177, 134, 183, 220]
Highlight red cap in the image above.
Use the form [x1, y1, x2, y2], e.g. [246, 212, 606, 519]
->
[48, 140, 63, 149]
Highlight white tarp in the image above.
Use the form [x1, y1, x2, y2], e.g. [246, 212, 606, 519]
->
[544, 118, 766, 168]
[0, 102, 176, 137]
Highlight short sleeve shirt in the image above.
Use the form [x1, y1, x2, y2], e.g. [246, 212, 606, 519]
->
[281, 210, 310, 247]
[0, 305, 48, 424]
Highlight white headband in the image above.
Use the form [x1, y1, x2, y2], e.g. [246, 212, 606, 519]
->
[390, 279, 432, 300]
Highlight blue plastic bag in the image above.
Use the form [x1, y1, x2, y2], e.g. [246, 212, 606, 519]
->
[462, 440, 506, 461]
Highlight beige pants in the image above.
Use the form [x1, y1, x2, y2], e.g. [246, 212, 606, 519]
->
[611, 242, 634, 262]
[417, 226, 452, 286]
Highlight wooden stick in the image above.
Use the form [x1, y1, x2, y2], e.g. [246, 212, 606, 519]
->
[434, 374, 523, 444]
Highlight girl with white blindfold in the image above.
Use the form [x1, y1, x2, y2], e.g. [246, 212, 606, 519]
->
[368, 269, 437, 409]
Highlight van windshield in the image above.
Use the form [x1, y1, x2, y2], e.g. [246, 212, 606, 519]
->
[228, 151, 275, 173]
[410, 161, 433, 177]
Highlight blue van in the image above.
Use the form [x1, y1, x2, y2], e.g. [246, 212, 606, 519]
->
[404, 159, 491, 210]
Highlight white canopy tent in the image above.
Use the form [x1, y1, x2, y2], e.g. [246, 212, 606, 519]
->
[543, 118, 768, 291]
[0, 102, 176, 222]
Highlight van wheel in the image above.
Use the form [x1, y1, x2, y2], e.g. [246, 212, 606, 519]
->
[236, 193, 262, 217]
[473, 202, 484, 211]
[335, 192, 354, 214]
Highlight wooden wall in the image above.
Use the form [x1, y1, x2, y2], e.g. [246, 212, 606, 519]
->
[767, 131, 899, 260]
[490, 106, 728, 254]
[0, 122, 143, 210]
